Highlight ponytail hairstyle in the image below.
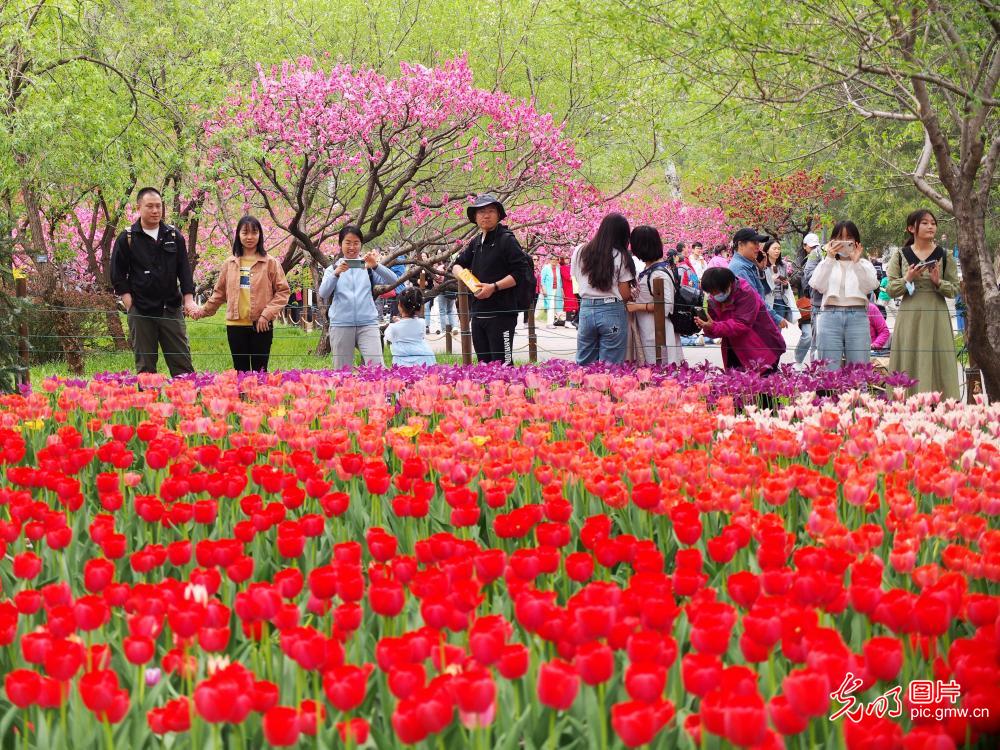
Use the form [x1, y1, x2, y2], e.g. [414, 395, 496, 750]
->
[904, 209, 937, 247]
[579, 212, 631, 292]
[397, 287, 424, 318]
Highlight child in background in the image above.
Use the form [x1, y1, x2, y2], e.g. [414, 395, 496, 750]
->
[868, 301, 891, 357]
[385, 288, 436, 366]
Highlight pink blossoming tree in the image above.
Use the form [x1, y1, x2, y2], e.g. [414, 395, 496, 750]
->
[204, 55, 585, 286]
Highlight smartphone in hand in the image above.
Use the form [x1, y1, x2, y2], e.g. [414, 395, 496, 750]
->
[344, 258, 366, 269]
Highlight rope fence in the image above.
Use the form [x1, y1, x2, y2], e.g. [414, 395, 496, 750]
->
[11, 278, 984, 403]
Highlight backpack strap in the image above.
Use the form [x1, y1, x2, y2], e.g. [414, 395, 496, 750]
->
[639, 261, 677, 295]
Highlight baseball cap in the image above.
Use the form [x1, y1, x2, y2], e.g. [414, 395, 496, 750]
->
[732, 228, 769, 244]
[803, 232, 820, 248]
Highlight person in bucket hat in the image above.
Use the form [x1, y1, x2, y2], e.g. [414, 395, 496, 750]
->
[453, 193, 530, 364]
[466, 193, 507, 224]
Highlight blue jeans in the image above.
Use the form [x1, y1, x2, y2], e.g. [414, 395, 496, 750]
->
[773, 298, 793, 322]
[816, 307, 870, 370]
[794, 322, 812, 364]
[576, 298, 627, 364]
[437, 295, 458, 331]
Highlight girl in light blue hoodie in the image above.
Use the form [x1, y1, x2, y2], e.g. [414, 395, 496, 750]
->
[318, 225, 398, 369]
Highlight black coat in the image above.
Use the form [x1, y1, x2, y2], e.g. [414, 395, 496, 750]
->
[454, 225, 529, 315]
[110, 221, 195, 315]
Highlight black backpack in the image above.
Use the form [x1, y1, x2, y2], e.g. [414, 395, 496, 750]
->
[471, 227, 536, 312]
[513, 249, 536, 312]
[638, 261, 703, 337]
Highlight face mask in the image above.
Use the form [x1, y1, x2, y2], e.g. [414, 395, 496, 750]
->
[712, 289, 731, 303]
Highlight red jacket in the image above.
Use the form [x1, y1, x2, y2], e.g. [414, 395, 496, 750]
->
[559, 264, 578, 312]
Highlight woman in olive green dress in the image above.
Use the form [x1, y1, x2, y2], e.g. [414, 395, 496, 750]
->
[886, 209, 960, 399]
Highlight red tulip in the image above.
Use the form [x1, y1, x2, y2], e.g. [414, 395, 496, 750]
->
[79, 669, 120, 713]
[101, 689, 130, 724]
[767, 694, 810, 736]
[323, 664, 369, 712]
[720, 692, 768, 747]
[12, 552, 42, 580]
[625, 662, 667, 703]
[681, 653, 722, 698]
[336, 717, 370, 744]
[263, 706, 301, 747]
[252, 681, 280, 713]
[564, 552, 594, 582]
[192, 665, 255, 724]
[43, 639, 85, 681]
[452, 668, 496, 714]
[369, 580, 405, 617]
[726, 571, 760, 608]
[296, 699, 326, 736]
[366, 529, 398, 562]
[611, 699, 675, 747]
[74, 595, 110, 631]
[83, 558, 116, 592]
[21, 632, 53, 665]
[863, 636, 903, 682]
[5, 669, 41, 708]
[497, 643, 529, 680]
[198, 626, 231, 653]
[37, 675, 69, 709]
[782, 667, 831, 717]
[537, 659, 579, 711]
[575, 642, 614, 686]
[412, 684, 454, 734]
[388, 663, 426, 700]
[14, 590, 42, 615]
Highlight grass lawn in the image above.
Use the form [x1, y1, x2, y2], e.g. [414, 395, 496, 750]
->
[28, 310, 466, 380]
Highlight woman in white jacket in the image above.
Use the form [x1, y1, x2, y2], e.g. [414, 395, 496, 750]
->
[808, 221, 879, 370]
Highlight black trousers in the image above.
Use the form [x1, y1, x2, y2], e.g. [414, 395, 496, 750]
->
[471, 313, 517, 365]
[226, 326, 274, 372]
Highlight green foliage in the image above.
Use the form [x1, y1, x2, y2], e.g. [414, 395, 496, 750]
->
[28, 309, 470, 379]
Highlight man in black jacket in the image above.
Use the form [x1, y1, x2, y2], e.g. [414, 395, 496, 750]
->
[110, 187, 197, 375]
[453, 194, 529, 365]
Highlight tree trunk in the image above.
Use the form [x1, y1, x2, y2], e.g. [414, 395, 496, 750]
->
[55, 309, 85, 375]
[20, 184, 48, 258]
[954, 204, 1000, 401]
[312, 263, 331, 357]
[107, 311, 129, 351]
[187, 215, 200, 279]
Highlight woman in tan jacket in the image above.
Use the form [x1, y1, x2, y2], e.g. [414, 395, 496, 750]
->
[195, 216, 290, 372]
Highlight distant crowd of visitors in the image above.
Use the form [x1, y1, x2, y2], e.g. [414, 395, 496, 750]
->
[110, 186, 963, 399]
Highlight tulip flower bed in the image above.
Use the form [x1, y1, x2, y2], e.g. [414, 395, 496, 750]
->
[0, 365, 997, 749]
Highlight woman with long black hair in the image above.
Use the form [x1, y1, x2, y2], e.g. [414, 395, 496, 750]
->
[571, 213, 635, 364]
[886, 209, 960, 398]
[196, 215, 290, 372]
